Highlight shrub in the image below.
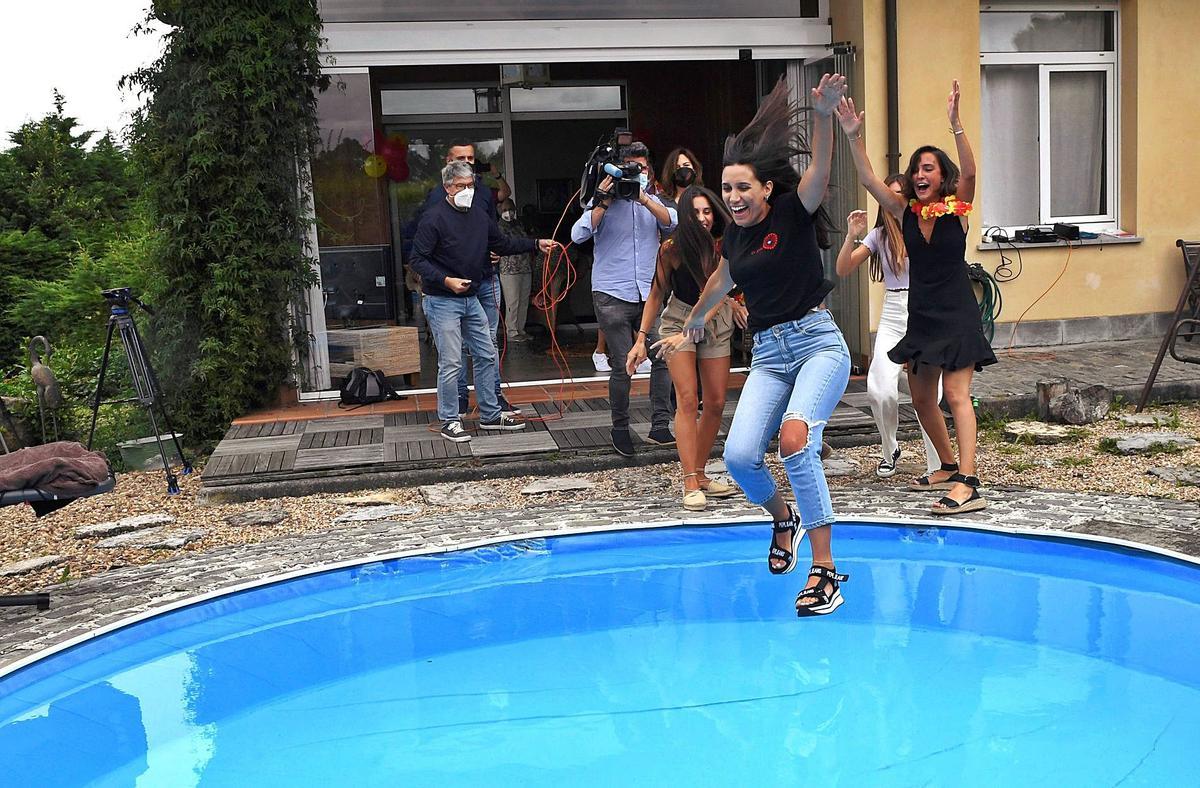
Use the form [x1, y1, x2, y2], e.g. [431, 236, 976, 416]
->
[123, 1, 329, 443]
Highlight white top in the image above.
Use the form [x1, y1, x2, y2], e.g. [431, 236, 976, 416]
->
[861, 226, 910, 291]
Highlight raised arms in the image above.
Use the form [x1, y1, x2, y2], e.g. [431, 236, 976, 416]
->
[797, 73, 847, 215]
[834, 97, 907, 220]
[947, 79, 976, 204]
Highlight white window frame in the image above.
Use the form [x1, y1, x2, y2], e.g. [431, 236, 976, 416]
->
[980, 2, 1120, 231]
[1037, 62, 1116, 225]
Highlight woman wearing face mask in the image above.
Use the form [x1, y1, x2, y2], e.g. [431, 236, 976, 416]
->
[496, 199, 535, 341]
[627, 186, 749, 510]
[835, 81, 996, 516]
[835, 174, 942, 480]
[655, 75, 851, 616]
[658, 148, 704, 212]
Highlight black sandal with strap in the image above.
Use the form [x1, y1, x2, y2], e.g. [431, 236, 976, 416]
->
[908, 461, 959, 492]
[796, 565, 849, 617]
[768, 504, 804, 575]
[930, 473, 988, 515]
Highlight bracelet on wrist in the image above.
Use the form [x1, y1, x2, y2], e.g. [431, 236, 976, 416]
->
[950, 127, 965, 135]
[846, 134, 861, 141]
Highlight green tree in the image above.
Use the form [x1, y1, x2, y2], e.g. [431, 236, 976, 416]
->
[124, 0, 329, 443]
[0, 92, 138, 365]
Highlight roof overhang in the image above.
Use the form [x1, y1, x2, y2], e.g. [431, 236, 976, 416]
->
[320, 18, 832, 68]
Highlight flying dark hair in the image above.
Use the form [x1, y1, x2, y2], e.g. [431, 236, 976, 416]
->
[655, 185, 731, 297]
[659, 147, 704, 201]
[904, 145, 960, 200]
[722, 78, 837, 249]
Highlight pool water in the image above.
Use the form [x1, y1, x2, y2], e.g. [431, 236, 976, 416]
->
[2, 523, 1198, 786]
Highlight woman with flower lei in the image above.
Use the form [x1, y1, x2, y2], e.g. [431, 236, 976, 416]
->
[835, 80, 996, 515]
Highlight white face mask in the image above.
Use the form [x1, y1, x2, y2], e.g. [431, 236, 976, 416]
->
[638, 173, 650, 190]
[452, 187, 475, 211]
[500, 210, 516, 222]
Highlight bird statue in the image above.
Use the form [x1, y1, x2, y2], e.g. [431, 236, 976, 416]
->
[29, 336, 64, 443]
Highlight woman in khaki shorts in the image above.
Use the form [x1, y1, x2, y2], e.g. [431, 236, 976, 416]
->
[627, 185, 749, 510]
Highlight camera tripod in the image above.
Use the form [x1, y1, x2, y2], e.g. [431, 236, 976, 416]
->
[87, 289, 193, 494]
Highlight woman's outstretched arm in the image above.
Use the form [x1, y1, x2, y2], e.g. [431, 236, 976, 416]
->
[948, 79, 976, 203]
[835, 210, 873, 277]
[835, 97, 907, 219]
[627, 244, 674, 374]
[797, 73, 847, 214]
[651, 256, 735, 359]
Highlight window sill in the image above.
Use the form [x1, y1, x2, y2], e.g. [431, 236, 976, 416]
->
[977, 234, 1143, 251]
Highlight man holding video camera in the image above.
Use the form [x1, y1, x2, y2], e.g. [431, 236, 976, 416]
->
[571, 141, 678, 457]
[411, 160, 554, 443]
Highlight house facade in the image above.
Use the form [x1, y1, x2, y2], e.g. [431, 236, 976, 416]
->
[296, 0, 1200, 399]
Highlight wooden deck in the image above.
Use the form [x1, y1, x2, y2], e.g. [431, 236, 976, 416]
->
[201, 381, 925, 491]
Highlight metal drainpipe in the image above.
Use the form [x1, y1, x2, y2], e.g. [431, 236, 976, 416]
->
[886, 0, 901, 174]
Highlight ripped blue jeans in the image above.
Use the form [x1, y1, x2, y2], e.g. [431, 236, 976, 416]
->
[724, 310, 851, 529]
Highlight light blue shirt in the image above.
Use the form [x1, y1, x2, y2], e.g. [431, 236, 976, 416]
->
[571, 196, 677, 302]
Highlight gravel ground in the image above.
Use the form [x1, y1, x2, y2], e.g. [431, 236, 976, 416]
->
[3, 403, 1198, 596]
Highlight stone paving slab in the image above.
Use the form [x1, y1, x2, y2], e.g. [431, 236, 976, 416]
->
[3, 484, 1199, 671]
[973, 338, 1200, 400]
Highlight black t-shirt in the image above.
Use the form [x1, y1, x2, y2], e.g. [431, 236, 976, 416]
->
[724, 190, 834, 335]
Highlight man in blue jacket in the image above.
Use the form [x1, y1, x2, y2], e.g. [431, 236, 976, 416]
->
[411, 161, 554, 442]
[415, 140, 517, 417]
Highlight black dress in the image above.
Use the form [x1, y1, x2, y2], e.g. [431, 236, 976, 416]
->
[887, 209, 997, 373]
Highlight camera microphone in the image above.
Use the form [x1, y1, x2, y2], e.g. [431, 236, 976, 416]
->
[602, 163, 625, 178]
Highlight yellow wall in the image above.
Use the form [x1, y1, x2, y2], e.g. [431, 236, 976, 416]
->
[833, 0, 1200, 334]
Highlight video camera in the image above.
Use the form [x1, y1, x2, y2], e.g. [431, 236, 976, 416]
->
[579, 127, 642, 208]
[102, 287, 152, 314]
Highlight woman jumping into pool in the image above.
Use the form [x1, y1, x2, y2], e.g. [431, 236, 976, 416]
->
[835, 80, 996, 515]
[654, 75, 852, 616]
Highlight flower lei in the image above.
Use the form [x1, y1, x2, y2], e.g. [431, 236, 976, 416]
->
[909, 195, 972, 220]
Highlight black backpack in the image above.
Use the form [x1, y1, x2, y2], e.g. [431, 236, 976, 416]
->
[338, 367, 402, 408]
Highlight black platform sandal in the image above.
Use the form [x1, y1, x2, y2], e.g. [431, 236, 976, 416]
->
[908, 461, 959, 492]
[768, 504, 804, 575]
[796, 565, 849, 617]
[930, 473, 988, 515]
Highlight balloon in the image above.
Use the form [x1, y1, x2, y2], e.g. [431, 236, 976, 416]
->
[377, 137, 399, 161]
[386, 155, 410, 182]
[363, 154, 387, 178]
[376, 135, 410, 181]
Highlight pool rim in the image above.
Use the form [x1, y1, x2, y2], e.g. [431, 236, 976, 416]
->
[3, 513, 1199, 682]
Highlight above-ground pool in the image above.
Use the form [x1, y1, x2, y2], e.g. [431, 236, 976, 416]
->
[2, 522, 1199, 786]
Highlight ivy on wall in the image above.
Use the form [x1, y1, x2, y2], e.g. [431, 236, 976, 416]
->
[124, 0, 330, 443]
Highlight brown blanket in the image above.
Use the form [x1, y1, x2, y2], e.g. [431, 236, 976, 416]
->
[0, 442, 112, 496]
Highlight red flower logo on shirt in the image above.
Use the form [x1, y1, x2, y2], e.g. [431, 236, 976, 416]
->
[761, 232, 779, 251]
